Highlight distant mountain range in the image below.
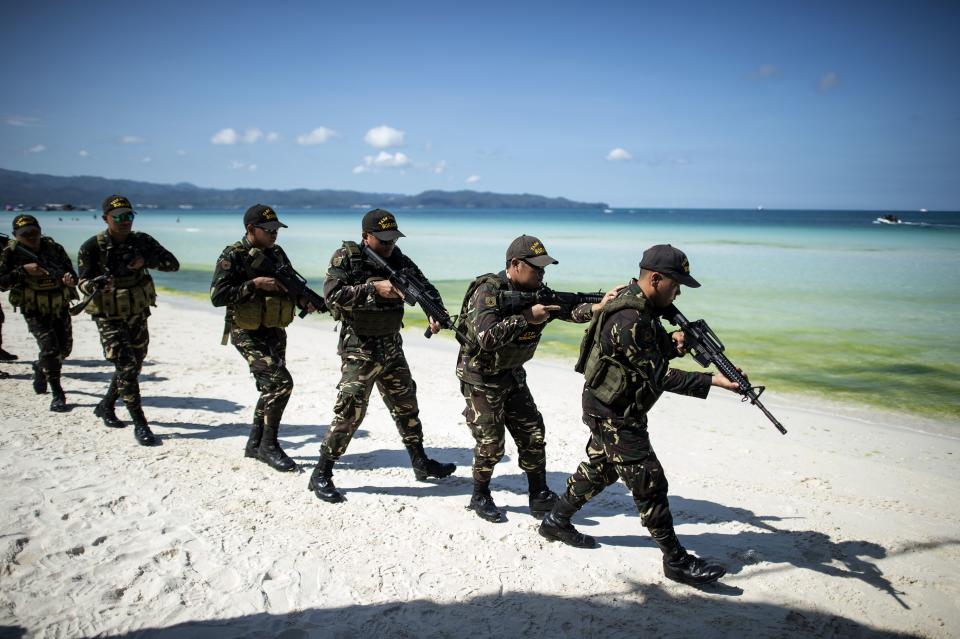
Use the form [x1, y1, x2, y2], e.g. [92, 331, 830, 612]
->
[0, 168, 607, 210]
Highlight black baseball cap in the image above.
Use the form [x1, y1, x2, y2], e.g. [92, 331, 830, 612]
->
[506, 235, 558, 268]
[102, 194, 134, 216]
[362, 208, 405, 241]
[12, 214, 40, 234]
[639, 244, 700, 287]
[243, 204, 288, 231]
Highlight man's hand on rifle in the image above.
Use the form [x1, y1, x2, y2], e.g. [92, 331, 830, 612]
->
[128, 256, 145, 271]
[427, 316, 441, 334]
[100, 275, 116, 293]
[22, 263, 48, 277]
[62, 273, 77, 288]
[298, 296, 319, 314]
[671, 331, 687, 355]
[592, 284, 627, 313]
[523, 304, 560, 325]
[252, 276, 286, 293]
[711, 368, 747, 392]
[372, 279, 401, 299]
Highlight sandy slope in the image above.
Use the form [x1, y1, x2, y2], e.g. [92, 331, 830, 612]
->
[1, 296, 958, 639]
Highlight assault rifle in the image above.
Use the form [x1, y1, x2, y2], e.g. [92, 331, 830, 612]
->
[247, 247, 328, 317]
[663, 304, 787, 435]
[498, 287, 604, 317]
[0, 232, 90, 315]
[361, 245, 468, 342]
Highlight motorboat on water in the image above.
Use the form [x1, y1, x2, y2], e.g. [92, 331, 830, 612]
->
[874, 214, 902, 225]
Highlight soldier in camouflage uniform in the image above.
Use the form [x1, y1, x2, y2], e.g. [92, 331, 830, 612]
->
[308, 209, 456, 503]
[538, 244, 741, 586]
[0, 215, 78, 410]
[0, 231, 18, 364]
[78, 195, 179, 446]
[456, 235, 621, 523]
[211, 204, 316, 472]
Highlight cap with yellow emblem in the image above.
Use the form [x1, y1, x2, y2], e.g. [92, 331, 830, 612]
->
[102, 194, 135, 217]
[243, 204, 288, 231]
[12, 214, 41, 234]
[639, 244, 700, 288]
[361, 208, 405, 241]
[506, 235, 558, 268]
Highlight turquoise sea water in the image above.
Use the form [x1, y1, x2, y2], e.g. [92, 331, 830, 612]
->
[8, 207, 960, 420]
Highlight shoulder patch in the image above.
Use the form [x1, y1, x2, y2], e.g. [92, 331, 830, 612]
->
[484, 295, 497, 308]
[219, 258, 232, 271]
[333, 256, 344, 267]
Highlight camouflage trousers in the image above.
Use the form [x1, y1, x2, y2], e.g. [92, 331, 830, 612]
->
[94, 312, 149, 409]
[321, 338, 424, 461]
[231, 326, 293, 423]
[565, 413, 674, 537]
[461, 368, 547, 483]
[24, 311, 73, 379]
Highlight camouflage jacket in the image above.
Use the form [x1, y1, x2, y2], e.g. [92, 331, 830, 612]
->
[581, 280, 711, 419]
[324, 242, 441, 354]
[456, 271, 593, 385]
[209, 237, 299, 308]
[0, 236, 77, 293]
[77, 231, 179, 293]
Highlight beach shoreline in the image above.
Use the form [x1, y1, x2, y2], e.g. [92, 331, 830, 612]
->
[1, 295, 959, 638]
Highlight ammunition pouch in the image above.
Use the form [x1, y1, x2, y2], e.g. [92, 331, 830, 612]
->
[232, 295, 295, 330]
[85, 274, 156, 318]
[11, 283, 78, 316]
[583, 354, 632, 405]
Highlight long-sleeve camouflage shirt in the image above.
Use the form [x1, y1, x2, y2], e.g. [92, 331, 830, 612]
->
[0, 236, 77, 293]
[582, 280, 711, 419]
[456, 271, 594, 384]
[209, 237, 299, 308]
[77, 230, 179, 293]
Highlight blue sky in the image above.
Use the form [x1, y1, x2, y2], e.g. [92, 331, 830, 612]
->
[1, 0, 958, 209]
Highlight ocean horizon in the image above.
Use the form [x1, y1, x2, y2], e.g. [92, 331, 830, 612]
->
[4, 206, 959, 421]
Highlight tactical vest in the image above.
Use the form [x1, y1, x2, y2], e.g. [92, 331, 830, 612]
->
[458, 272, 543, 377]
[84, 232, 157, 318]
[231, 242, 296, 330]
[7, 239, 78, 315]
[333, 241, 404, 336]
[575, 286, 668, 411]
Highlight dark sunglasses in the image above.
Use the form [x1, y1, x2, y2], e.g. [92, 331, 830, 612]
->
[110, 212, 136, 223]
[522, 259, 545, 274]
[256, 226, 279, 235]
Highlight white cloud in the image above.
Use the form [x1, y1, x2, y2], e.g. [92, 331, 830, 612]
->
[243, 128, 263, 144]
[78, 149, 89, 157]
[229, 160, 259, 172]
[248, 164, 258, 172]
[353, 151, 412, 174]
[141, 156, 152, 163]
[434, 160, 447, 174]
[120, 135, 146, 144]
[364, 125, 405, 149]
[177, 149, 188, 157]
[466, 175, 481, 184]
[230, 160, 245, 169]
[296, 127, 336, 146]
[818, 71, 840, 93]
[28, 144, 46, 153]
[266, 132, 280, 143]
[7, 116, 40, 127]
[212, 128, 239, 145]
[606, 147, 633, 162]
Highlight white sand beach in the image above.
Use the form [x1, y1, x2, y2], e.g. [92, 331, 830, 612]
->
[1, 295, 958, 639]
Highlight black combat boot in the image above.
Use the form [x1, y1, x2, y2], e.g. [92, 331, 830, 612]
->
[467, 482, 503, 523]
[538, 494, 596, 548]
[128, 406, 159, 446]
[405, 442, 456, 481]
[48, 377, 68, 413]
[94, 378, 124, 428]
[31, 362, 47, 394]
[655, 531, 726, 585]
[244, 415, 264, 458]
[256, 419, 297, 472]
[0, 347, 17, 361]
[526, 470, 558, 519]
[308, 456, 344, 503]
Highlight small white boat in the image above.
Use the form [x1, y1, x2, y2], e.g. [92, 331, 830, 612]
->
[873, 214, 902, 225]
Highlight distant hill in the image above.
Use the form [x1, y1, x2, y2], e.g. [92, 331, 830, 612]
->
[0, 168, 607, 210]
